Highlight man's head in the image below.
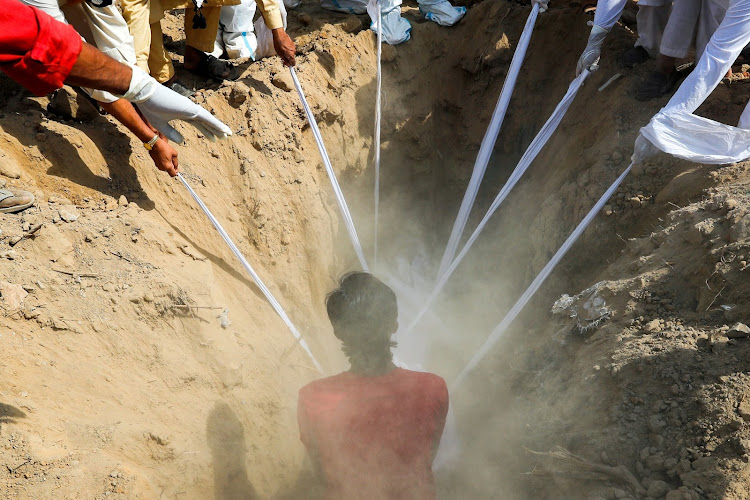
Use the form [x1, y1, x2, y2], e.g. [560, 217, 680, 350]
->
[326, 272, 398, 374]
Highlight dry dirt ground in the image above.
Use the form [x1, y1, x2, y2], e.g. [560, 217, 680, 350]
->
[1, 1, 750, 499]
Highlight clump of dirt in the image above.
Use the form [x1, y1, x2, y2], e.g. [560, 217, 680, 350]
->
[2, 0, 750, 499]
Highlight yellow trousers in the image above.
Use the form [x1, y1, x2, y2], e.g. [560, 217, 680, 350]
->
[119, 0, 174, 83]
[121, 0, 249, 82]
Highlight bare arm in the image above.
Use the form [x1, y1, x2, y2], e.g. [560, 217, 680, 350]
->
[66, 42, 131, 95]
[99, 99, 180, 177]
[272, 28, 296, 67]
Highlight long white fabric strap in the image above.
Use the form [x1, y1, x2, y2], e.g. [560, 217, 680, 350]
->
[177, 173, 322, 372]
[405, 70, 590, 336]
[290, 67, 370, 271]
[451, 162, 634, 390]
[373, 0, 383, 267]
[437, 2, 540, 280]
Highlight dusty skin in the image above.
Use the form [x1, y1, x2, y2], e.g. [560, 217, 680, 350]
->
[2, 1, 750, 499]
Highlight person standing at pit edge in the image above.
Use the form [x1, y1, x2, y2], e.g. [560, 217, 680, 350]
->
[0, 0, 231, 214]
[297, 272, 449, 499]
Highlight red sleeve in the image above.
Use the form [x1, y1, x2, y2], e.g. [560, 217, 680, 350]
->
[0, 0, 82, 96]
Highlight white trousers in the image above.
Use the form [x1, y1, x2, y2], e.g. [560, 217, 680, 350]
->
[660, 0, 727, 59]
[635, 4, 672, 57]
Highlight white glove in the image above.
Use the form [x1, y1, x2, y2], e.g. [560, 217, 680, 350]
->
[576, 23, 608, 76]
[121, 65, 232, 143]
[531, 0, 549, 13]
[631, 132, 659, 164]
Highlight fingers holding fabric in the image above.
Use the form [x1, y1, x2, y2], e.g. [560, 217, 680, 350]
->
[577, 23, 608, 76]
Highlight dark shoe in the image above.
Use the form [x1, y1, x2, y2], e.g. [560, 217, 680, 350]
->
[192, 53, 242, 82]
[635, 70, 680, 101]
[620, 46, 650, 68]
[581, 0, 596, 15]
[165, 80, 194, 97]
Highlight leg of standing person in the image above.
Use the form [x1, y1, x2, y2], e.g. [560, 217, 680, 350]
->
[147, 0, 176, 85]
[184, 5, 242, 80]
[366, 0, 412, 45]
[622, 1, 671, 66]
[695, 0, 727, 59]
[635, 2, 672, 56]
[120, 0, 190, 94]
[119, 0, 154, 74]
[636, 0, 702, 100]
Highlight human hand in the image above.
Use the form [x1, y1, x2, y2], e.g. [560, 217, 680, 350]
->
[576, 24, 608, 76]
[631, 133, 658, 164]
[531, 0, 549, 13]
[149, 138, 180, 177]
[123, 65, 232, 143]
[272, 28, 296, 67]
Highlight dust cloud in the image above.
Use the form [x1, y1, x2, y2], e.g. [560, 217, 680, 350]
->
[3, 2, 750, 499]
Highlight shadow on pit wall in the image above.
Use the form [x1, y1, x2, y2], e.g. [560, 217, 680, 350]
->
[207, 400, 260, 499]
[0, 84, 155, 210]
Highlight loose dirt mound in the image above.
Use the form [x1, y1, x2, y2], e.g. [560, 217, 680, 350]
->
[2, 1, 750, 499]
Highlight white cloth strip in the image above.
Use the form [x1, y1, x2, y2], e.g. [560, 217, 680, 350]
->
[177, 174, 322, 372]
[451, 162, 634, 390]
[374, 0, 383, 267]
[437, 3, 540, 280]
[290, 67, 370, 271]
[404, 70, 589, 336]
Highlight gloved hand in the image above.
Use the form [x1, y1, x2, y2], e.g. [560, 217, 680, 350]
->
[576, 23, 609, 76]
[631, 132, 659, 164]
[122, 65, 232, 143]
[531, 0, 549, 13]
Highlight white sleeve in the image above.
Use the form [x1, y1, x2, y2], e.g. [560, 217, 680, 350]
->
[664, 0, 750, 116]
[592, 0, 628, 30]
[19, 0, 67, 22]
[80, 4, 137, 65]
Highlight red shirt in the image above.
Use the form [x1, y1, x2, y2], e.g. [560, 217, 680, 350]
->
[298, 368, 449, 500]
[0, 0, 82, 96]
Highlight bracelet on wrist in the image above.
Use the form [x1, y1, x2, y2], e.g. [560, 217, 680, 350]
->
[143, 134, 160, 151]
